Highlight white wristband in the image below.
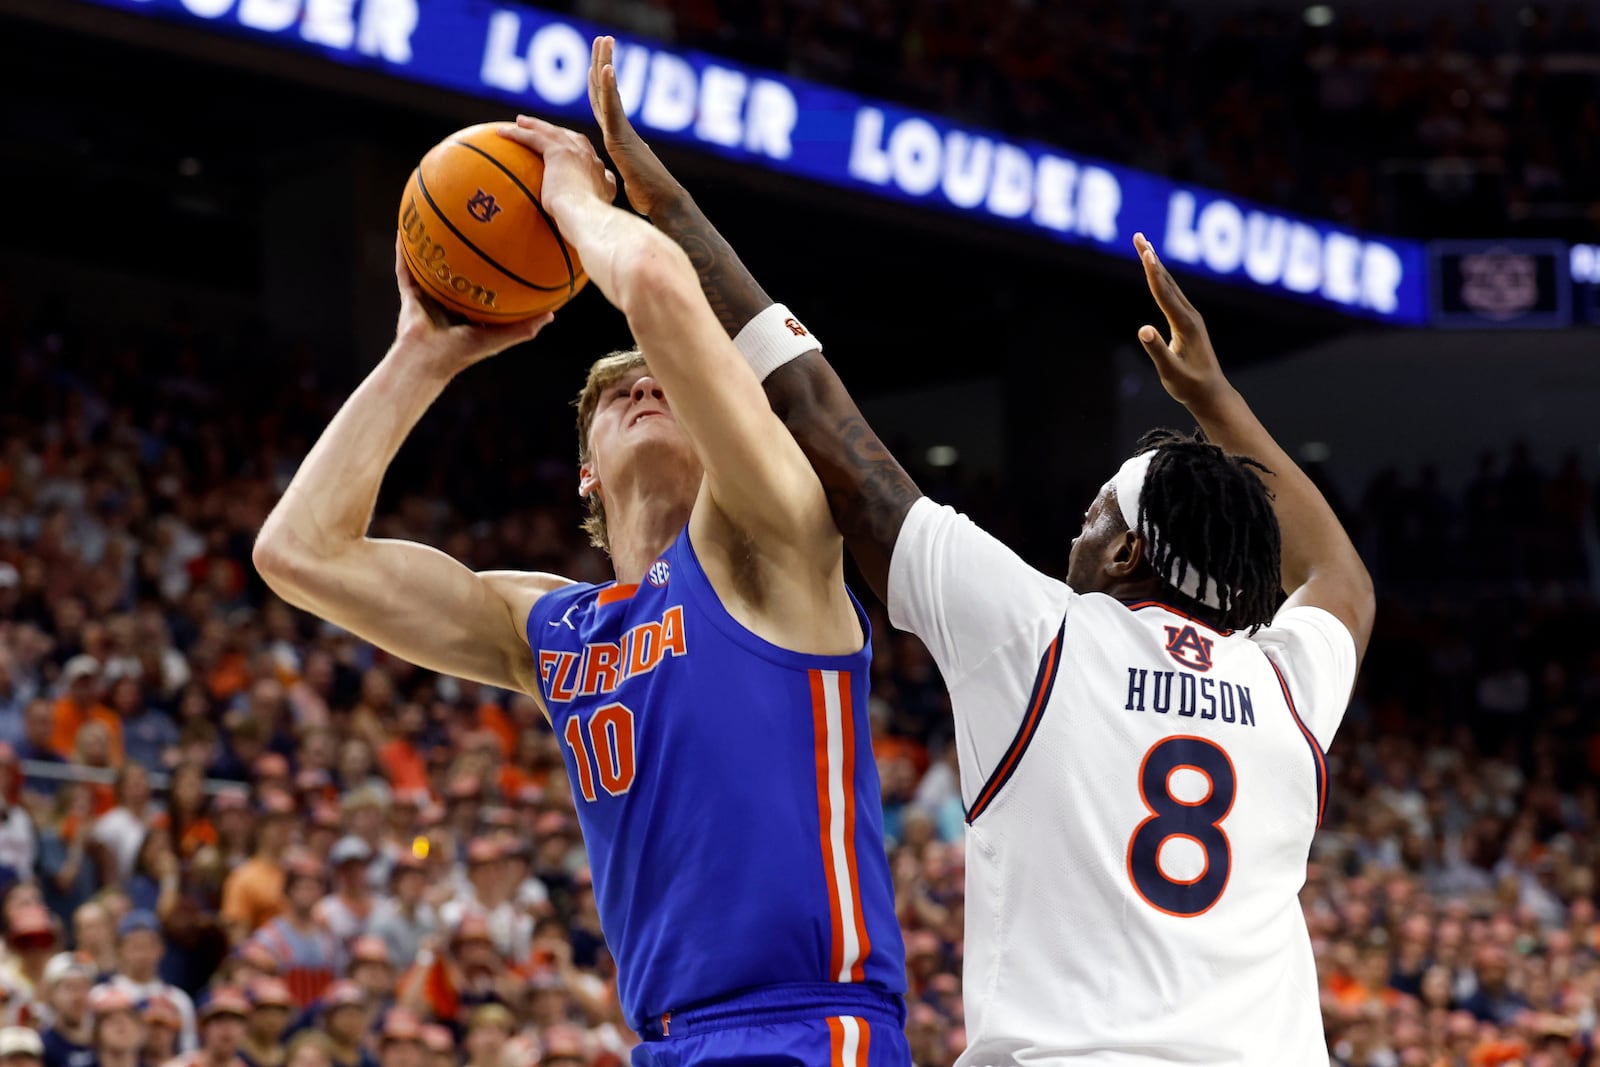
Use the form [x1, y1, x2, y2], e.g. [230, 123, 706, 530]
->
[734, 303, 820, 381]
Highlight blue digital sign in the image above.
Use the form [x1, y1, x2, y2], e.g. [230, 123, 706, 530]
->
[75, 0, 1432, 324]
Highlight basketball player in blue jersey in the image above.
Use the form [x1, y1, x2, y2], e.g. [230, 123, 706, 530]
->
[589, 34, 1373, 1065]
[255, 122, 909, 1064]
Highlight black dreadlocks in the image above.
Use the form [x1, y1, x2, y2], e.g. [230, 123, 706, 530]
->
[1131, 427, 1283, 633]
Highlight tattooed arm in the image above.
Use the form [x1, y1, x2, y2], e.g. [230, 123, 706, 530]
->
[586, 36, 920, 600]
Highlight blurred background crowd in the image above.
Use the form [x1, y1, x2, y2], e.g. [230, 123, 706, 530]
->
[0, 269, 1599, 1067]
[568, 0, 1600, 241]
[0, 0, 1598, 1063]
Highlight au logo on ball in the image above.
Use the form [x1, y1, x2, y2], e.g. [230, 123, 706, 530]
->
[467, 190, 502, 223]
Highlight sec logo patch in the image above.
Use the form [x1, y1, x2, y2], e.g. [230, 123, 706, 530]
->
[647, 560, 671, 587]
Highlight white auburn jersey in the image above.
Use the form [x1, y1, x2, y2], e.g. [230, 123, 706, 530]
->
[888, 499, 1357, 1066]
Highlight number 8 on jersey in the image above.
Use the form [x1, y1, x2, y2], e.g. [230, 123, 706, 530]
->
[1126, 735, 1237, 918]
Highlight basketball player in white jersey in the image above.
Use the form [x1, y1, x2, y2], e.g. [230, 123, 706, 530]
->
[586, 36, 1373, 1062]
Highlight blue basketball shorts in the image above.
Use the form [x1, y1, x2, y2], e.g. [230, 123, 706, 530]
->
[630, 982, 910, 1067]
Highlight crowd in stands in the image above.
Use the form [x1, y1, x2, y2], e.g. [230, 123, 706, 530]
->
[3, 290, 1600, 1067]
[566, 0, 1600, 240]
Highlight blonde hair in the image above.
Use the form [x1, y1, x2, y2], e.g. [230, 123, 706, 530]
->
[573, 348, 648, 553]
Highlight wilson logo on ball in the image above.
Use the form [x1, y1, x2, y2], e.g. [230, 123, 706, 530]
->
[401, 198, 499, 310]
[466, 190, 503, 224]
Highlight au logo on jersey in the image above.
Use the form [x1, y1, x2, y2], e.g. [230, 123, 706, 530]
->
[466, 190, 502, 223]
[1163, 625, 1214, 671]
[646, 560, 670, 587]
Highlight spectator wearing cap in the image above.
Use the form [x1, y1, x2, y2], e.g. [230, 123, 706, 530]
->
[462, 1003, 513, 1067]
[316, 983, 375, 1067]
[40, 953, 96, 1067]
[90, 764, 160, 884]
[106, 910, 197, 1052]
[142, 996, 184, 1067]
[376, 1010, 423, 1067]
[164, 988, 250, 1067]
[535, 1025, 587, 1067]
[313, 838, 373, 944]
[219, 793, 294, 945]
[51, 655, 122, 764]
[89, 984, 145, 1067]
[439, 839, 530, 964]
[2, 904, 59, 1016]
[0, 1027, 44, 1067]
[417, 1027, 452, 1067]
[16, 700, 66, 804]
[249, 853, 342, 1009]
[344, 937, 394, 1009]
[238, 978, 293, 1067]
[368, 855, 437, 969]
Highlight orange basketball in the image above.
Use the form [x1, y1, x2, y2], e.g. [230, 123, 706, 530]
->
[397, 123, 587, 323]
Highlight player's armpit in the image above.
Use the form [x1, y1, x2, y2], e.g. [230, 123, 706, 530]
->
[761, 352, 922, 604]
[254, 533, 567, 699]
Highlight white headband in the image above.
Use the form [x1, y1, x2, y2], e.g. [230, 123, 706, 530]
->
[1111, 451, 1229, 611]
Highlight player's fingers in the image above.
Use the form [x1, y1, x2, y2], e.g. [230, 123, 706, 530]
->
[498, 120, 553, 156]
[1137, 324, 1178, 367]
[598, 64, 633, 144]
[1137, 239, 1200, 337]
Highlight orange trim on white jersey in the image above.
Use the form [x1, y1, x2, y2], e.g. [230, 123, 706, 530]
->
[811, 669, 868, 984]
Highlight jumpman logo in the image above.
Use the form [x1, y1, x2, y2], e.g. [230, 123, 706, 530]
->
[549, 604, 580, 630]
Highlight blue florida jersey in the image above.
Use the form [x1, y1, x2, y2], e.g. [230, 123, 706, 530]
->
[525, 527, 906, 1030]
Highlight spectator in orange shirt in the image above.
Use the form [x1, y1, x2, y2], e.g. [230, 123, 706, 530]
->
[219, 794, 294, 945]
[52, 657, 122, 764]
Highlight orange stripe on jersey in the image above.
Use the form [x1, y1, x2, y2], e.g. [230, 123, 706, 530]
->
[596, 583, 638, 607]
[812, 671, 846, 982]
[827, 1017, 846, 1066]
[967, 619, 1065, 823]
[836, 675, 871, 982]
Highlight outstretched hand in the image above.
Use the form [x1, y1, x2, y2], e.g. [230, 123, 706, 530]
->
[587, 35, 684, 218]
[1133, 233, 1231, 409]
[392, 235, 552, 377]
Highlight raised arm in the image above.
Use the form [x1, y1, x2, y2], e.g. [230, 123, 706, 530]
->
[580, 37, 920, 600]
[500, 116, 840, 570]
[252, 244, 565, 698]
[1132, 233, 1375, 662]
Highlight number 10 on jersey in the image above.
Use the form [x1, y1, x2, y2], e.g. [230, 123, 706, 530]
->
[1126, 735, 1236, 918]
[563, 703, 638, 801]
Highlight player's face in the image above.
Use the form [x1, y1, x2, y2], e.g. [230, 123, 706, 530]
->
[1064, 482, 1128, 593]
[581, 369, 701, 506]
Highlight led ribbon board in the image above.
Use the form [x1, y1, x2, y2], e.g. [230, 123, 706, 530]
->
[76, 0, 1431, 324]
